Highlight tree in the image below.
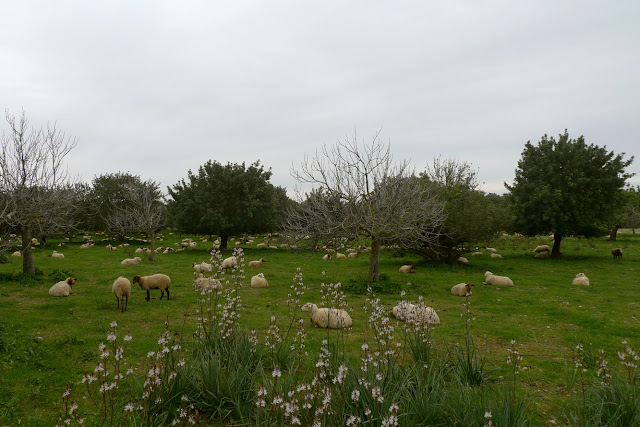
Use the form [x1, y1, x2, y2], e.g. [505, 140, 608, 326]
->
[286, 131, 446, 282]
[414, 158, 509, 263]
[90, 172, 146, 232]
[505, 130, 634, 257]
[0, 110, 77, 274]
[167, 160, 283, 249]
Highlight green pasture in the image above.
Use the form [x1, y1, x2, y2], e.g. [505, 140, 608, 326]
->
[0, 231, 638, 425]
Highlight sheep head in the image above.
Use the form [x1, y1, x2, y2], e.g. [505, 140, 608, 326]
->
[66, 277, 76, 286]
[133, 275, 141, 285]
[301, 302, 318, 313]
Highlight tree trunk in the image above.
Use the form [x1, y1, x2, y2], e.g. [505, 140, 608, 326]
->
[220, 234, 229, 250]
[633, 228, 636, 235]
[368, 238, 380, 282]
[21, 227, 35, 275]
[608, 226, 618, 241]
[551, 233, 562, 258]
[149, 230, 156, 261]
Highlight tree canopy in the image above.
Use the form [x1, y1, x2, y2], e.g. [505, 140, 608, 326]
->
[167, 160, 284, 249]
[505, 130, 634, 257]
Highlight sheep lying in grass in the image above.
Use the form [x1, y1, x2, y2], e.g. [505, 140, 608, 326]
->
[219, 256, 237, 273]
[458, 256, 468, 264]
[301, 302, 352, 329]
[322, 254, 332, 261]
[348, 251, 360, 258]
[490, 253, 502, 259]
[51, 250, 65, 259]
[485, 247, 497, 254]
[193, 261, 213, 273]
[390, 301, 440, 325]
[49, 277, 75, 297]
[572, 273, 590, 286]
[472, 252, 483, 256]
[336, 253, 346, 259]
[534, 245, 550, 258]
[12, 251, 21, 257]
[112, 276, 131, 312]
[483, 271, 514, 286]
[133, 274, 171, 301]
[612, 248, 623, 259]
[451, 282, 474, 296]
[193, 274, 222, 290]
[399, 264, 416, 274]
[121, 257, 142, 265]
[248, 258, 267, 267]
[250, 273, 269, 288]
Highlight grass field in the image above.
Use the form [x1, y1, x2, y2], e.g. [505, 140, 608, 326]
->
[0, 231, 639, 425]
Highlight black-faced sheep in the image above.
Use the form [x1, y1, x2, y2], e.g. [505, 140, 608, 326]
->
[133, 274, 171, 301]
[612, 248, 623, 259]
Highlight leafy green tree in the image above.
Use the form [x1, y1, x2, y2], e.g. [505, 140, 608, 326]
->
[505, 130, 634, 257]
[167, 160, 284, 249]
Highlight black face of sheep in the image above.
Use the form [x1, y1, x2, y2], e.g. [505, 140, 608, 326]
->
[612, 248, 623, 259]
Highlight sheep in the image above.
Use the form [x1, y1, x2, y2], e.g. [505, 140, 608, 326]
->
[121, 257, 142, 265]
[52, 250, 65, 259]
[572, 273, 590, 286]
[11, 251, 21, 257]
[163, 247, 173, 254]
[133, 274, 171, 301]
[248, 258, 267, 268]
[534, 245, 550, 253]
[483, 271, 514, 286]
[336, 253, 347, 259]
[301, 302, 352, 329]
[458, 256, 468, 264]
[322, 254, 332, 261]
[49, 277, 75, 297]
[193, 274, 222, 290]
[250, 273, 269, 288]
[220, 256, 237, 273]
[490, 253, 502, 259]
[451, 282, 474, 296]
[112, 276, 131, 312]
[134, 247, 145, 254]
[106, 244, 118, 251]
[485, 247, 497, 254]
[348, 251, 360, 258]
[612, 248, 623, 259]
[399, 264, 416, 274]
[472, 252, 483, 256]
[390, 301, 440, 325]
[193, 261, 213, 273]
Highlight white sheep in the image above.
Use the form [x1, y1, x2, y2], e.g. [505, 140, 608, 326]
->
[336, 253, 347, 259]
[11, 251, 21, 257]
[134, 247, 145, 254]
[193, 261, 213, 273]
[248, 258, 267, 268]
[451, 282, 474, 296]
[490, 253, 502, 259]
[472, 252, 483, 256]
[534, 245, 550, 253]
[133, 274, 171, 301]
[250, 273, 269, 288]
[572, 273, 590, 286]
[49, 277, 75, 297]
[483, 271, 514, 286]
[193, 274, 222, 290]
[220, 256, 237, 273]
[348, 251, 360, 258]
[112, 276, 131, 312]
[399, 264, 416, 274]
[121, 257, 142, 265]
[458, 256, 468, 264]
[301, 302, 352, 329]
[322, 253, 332, 261]
[163, 247, 173, 254]
[51, 250, 65, 259]
[390, 301, 440, 325]
[485, 247, 497, 254]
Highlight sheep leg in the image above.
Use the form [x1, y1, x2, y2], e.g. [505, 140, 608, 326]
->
[124, 295, 128, 312]
[145, 290, 150, 301]
[160, 290, 164, 300]
[166, 289, 170, 300]
[116, 297, 120, 310]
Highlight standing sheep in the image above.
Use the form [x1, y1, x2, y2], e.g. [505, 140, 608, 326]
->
[112, 276, 131, 312]
[483, 271, 514, 286]
[399, 264, 416, 274]
[451, 282, 474, 296]
[250, 273, 269, 288]
[49, 277, 75, 297]
[301, 302, 352, 329]
[133, 274, 171, 301]
[572, 273, 590, 286]
[219, 256, 237, 273]
[612, 248, 623, 259]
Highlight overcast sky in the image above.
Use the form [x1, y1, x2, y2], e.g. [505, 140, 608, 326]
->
[2, 1, 639, 198]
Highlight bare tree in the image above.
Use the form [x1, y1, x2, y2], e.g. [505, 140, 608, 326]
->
[0, 110, 77, 273]
[104, 178, 165, 261]
[286, 130, 446, 282]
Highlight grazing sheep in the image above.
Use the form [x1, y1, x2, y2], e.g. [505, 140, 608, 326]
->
[248, 258, 267, 268]
[250, 273, 269, 288]
[348, 251, 360, 258]
[336, 253, 346, 259]
[133, 274, 171, 301]
[193, 261, 213, 273]
[399, 264, 416, 274]
[49, 277, 75, 297]
[451, 282, 474, 296]
[572, 273, 590, 286]
[483, 271, 514, 286]
[193, 274, 222, 290]
[322, 254, 332, 261]
[11, 251, 21, 257]
[51, 250, 64, 259]
[220, 256, 237, 273]
[301, 302, 352, 329]
[121, 257, 142, 265]
[612, 248, 623, 259]
[472, 252, 483, 256]
[390, 301, 440, 325]
[490, 253, 502, 259]
[485, 247, 497, 254]
[458, 256, 468, 264]
[112, 276, 131, 312]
